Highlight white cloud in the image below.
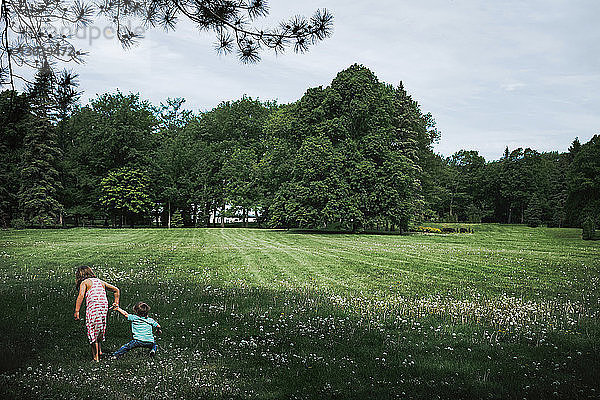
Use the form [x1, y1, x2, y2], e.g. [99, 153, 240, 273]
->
[51, 0, 600, 161]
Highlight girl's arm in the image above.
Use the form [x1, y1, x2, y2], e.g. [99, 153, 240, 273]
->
[74, 280, 89, 320]
[103, 281, 120, 307]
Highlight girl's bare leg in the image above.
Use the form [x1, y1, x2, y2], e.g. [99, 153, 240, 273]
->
[98, 333, 104, 356]
[91, 341, 100, 362]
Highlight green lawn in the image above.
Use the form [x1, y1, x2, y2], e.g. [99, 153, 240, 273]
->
[0, 226, 598, 399]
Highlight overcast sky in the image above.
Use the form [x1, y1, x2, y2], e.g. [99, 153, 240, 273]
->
[64, 0, 599, 160]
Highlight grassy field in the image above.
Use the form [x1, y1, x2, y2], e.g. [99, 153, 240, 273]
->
[0, 225, 598, 399]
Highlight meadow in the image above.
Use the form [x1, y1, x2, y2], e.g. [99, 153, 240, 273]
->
[0, 225, 598, 399]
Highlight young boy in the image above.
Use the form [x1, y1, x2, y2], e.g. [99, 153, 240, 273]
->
[112, 302, 162, 358]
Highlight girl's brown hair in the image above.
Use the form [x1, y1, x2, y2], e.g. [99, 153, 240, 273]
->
[74, 265, 96, 293]
[133, 302, 150, 317]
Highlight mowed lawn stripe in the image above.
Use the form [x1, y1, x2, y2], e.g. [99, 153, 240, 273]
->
[0, 225, 599, 399]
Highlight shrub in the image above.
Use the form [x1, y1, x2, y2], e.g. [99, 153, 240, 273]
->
[412, 225, 475, 234]
[422, 209, 439, 222]
[171, 210, 184, 228]
[582, 216, 596, 240]
[466, 205, 482, 223]
[524, 195, 543, 228]
[444, 214, 458, 223]
[10, 218, 27, 229]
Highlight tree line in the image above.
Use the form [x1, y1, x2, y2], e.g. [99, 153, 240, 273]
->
[1, 64, 598, 231]
[426, 141, 599, 229]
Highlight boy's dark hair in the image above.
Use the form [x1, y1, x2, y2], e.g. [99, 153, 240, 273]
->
[133, 302, 150, 317]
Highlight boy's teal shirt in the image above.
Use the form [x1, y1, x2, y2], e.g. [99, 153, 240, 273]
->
[127, 314, 159, 342]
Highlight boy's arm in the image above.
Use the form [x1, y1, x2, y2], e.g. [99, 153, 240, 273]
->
[113, 306, 129, 318]
[74, 280, 89, 320]
[103, 281, 120, 307]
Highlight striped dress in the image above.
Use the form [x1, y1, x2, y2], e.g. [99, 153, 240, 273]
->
[85, 278, 108, 343]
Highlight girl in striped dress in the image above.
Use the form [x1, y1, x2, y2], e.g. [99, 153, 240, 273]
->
[74, 266, 120, 362]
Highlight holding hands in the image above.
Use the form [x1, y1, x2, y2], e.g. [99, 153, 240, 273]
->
[112, 304, 128, 317]
[74, 302, 118, 321]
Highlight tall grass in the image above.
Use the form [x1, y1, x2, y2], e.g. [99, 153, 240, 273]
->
[0, 226, 598, 399]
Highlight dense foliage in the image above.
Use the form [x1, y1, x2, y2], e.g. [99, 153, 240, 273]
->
[261, 66, 435, 231]
[0, 64, 598, 230]
[431, 142, 599, 229]
[100, 168, 154, 227]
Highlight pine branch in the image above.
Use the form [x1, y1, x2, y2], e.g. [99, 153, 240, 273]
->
[1, 0, 333, 85]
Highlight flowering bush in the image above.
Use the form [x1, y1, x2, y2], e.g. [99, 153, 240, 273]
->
[414, 226, 442, 233]
[412, 226, 474, 234]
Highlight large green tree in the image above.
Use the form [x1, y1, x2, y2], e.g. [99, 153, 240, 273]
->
[442, 150, 487, 222]
[18, 119, 63, 226]
[0, 91, 29, 227]
[17, 66, 63, 227]
[190, 97, 274, 227]
[61, 92, 157, 224]
[566, 135, 600, 226]
[261, 64, 434, 231]
[498, 148, 542, 224]
[100, 167, 154, 227]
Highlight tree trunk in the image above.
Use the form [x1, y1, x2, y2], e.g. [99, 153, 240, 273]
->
[520, 204, 524, 224]
[168, 201, 171, 229]
[204, 203, 211, 227]
[221, 200, 225, 228]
